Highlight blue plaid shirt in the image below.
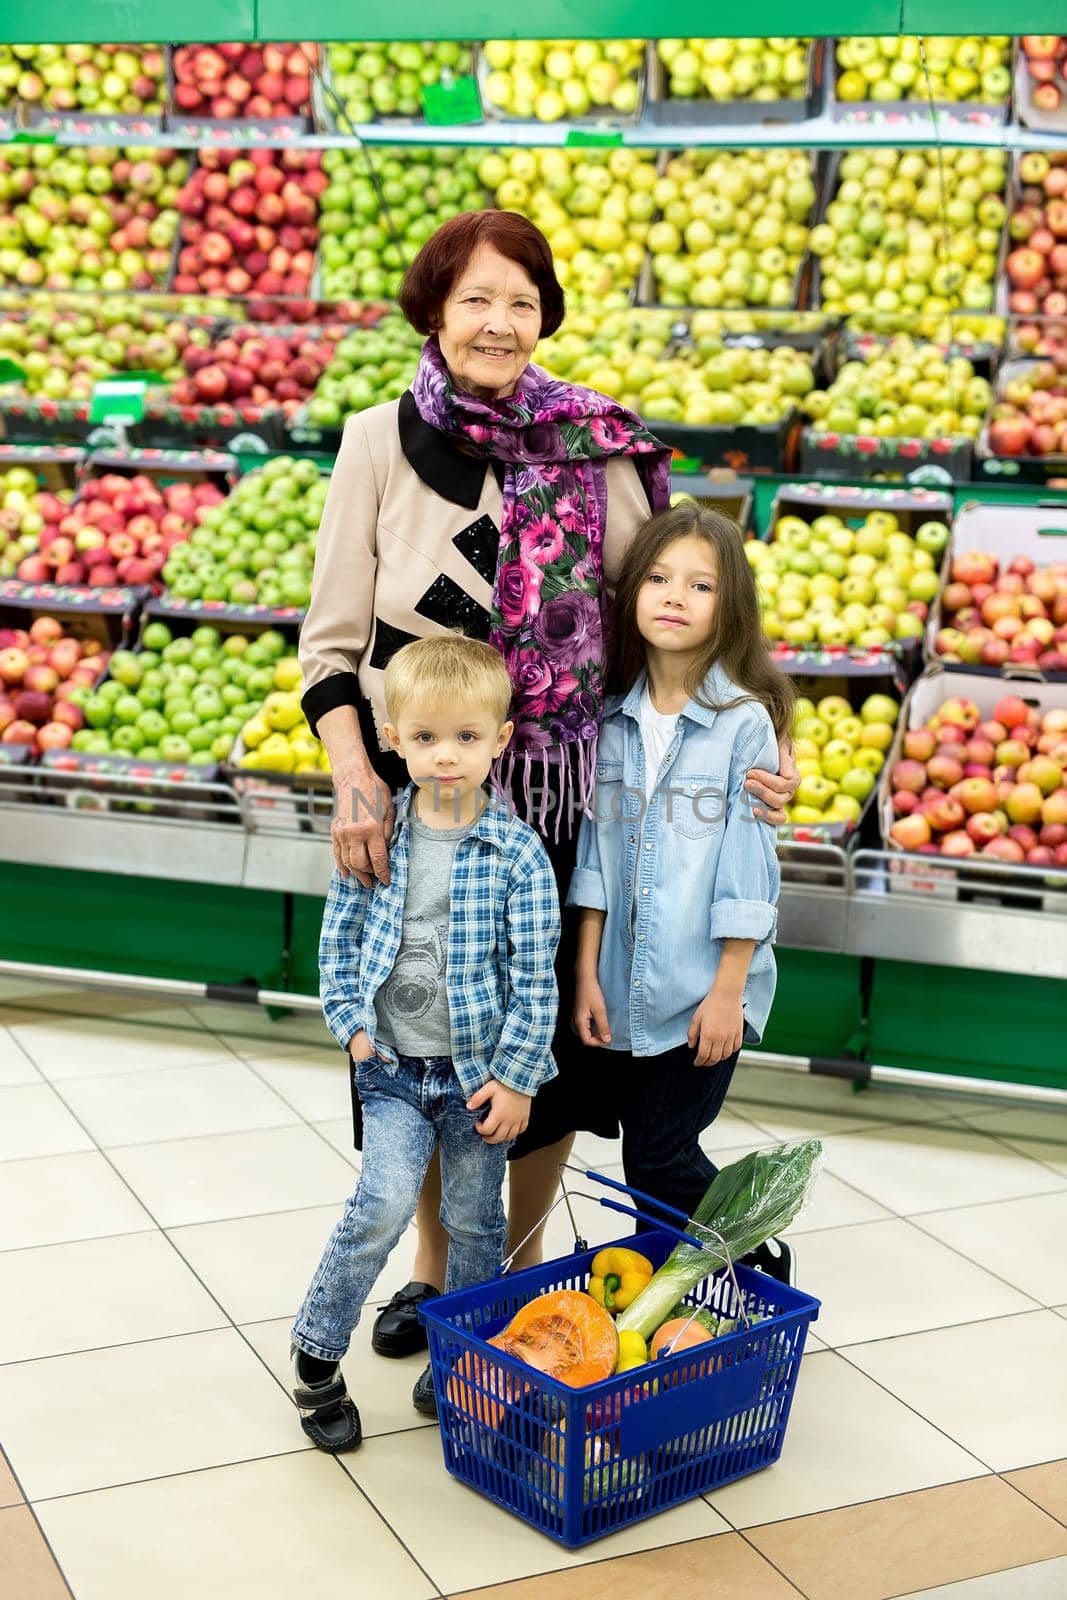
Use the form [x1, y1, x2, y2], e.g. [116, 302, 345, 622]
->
[319, 786, 560, 1099]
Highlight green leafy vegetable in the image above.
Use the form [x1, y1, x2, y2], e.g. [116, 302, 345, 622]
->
[616, 1141, 822, 1343]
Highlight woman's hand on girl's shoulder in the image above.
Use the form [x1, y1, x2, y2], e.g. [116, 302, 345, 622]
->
[744, 735, 799, 825]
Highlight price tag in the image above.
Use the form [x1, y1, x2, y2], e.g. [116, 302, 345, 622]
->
[565, 128, 623, 147]
[89, 377, 149, 426]
[422, 75, 482, 126]
[0, 359, 26, 384]
[8, 130, 57, 144]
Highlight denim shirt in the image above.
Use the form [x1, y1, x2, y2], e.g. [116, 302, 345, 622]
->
[319, 786, 560, 1099]
[567, 662, 780, 1056]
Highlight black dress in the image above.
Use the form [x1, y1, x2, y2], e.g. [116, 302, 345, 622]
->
[302, 395, 622, 1160]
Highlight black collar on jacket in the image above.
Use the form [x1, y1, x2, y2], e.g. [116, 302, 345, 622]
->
[398, 389, 506, 509]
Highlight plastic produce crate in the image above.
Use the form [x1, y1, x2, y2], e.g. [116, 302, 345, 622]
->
[421, 1227, 819, 1548]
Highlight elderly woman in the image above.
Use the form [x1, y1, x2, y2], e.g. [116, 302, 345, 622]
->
[300, 209, 796, 1390]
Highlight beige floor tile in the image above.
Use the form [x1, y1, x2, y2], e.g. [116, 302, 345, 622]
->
[447, 1531, 803, 1600]
[0, 987, 202, 1027]
[0, 1231, 224, 1363]
[748, 1477, 1067, 1600]
[60, 1058, 299, 1149]
[916, 1190, 1067, 1306]
[785, 1172, 892, 1236]
[0, 1449, 23, 1507]
[194, 1007, 333, 1047]
[0, 1026, 39, 1088]
[0, 1328, 309, 1500]
[1004, 1460, 1067, 1527]
[707, 1351, 984, 1528]
[796, 1219, 1036, 1348]
[345, 1425, 730, 1592]
[241, 1315, 437, 1440]
[168, 1204, 420, 1327]
[6, 1013, 239, 1081]
[955, 1107, 1067, 1179]
[36, 1450, 435, 1600]
[106, 1124, 357, 1227]
[241, 1050, 353, 1122]
[0, 1151, 153, 1252]
[900, 1554, 1067, 1598]
[0, 1083, 93, 1162]
[846, 1311, 1067, 1473]
[819, 1123, 1066, 1217]
[311, 1117, 360, 1163]
[731, 1065, 956, 1128]
[0, 1506, 71, 1600]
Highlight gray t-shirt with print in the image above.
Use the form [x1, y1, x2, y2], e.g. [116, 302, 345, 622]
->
[375, 811, 473, 1057]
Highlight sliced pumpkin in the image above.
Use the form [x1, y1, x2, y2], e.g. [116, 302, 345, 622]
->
[649, 1316, 715, 1360]
[446, 1291, 619, 1429]
[494, 1290, 619, 1387]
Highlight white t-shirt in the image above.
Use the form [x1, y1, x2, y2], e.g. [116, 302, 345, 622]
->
[638, 681, 679, 805]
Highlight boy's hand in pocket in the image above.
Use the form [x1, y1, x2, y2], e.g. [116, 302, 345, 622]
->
[348, 1030, 374, 1062]
[573, 973, 612, 1048]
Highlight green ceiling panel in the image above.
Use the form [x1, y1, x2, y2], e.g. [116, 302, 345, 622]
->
[0, 0, 255, 44]
[902, 0, 1066, 31]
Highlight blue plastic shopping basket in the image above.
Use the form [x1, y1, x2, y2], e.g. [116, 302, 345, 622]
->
[420, 1169, 820, 1548]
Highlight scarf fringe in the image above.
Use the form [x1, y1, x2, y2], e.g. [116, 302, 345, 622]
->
[491, 737, 598, 842]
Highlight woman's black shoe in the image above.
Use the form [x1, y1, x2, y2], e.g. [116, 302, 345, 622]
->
[371, 1281, 439, 1357]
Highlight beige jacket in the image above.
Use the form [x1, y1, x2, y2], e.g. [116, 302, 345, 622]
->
[299, 396, 654, 751]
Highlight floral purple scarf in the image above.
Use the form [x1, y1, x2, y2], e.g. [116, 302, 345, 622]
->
[412, 337, 670, 829]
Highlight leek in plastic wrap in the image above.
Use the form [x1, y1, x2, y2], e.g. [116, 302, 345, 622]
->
[616, 1140, 822, 1342]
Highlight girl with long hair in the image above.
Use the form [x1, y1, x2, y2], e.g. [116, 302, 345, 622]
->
[568, 503, 796, 1277]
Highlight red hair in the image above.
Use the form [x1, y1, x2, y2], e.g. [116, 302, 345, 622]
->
[399, 210, 565, 338]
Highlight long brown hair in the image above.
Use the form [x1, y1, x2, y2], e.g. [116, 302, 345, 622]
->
[610, 504, 795, 739]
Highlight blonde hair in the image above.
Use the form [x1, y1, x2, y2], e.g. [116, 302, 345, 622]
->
[384, 634, 513, 726]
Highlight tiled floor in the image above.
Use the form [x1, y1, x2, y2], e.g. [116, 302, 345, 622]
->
[1, 984, 1066, 1600]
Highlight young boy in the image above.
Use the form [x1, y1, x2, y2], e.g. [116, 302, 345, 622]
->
[290, 635, 560, 1452]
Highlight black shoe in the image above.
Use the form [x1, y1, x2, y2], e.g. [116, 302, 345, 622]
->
[291, 1346, 362, 1453]
[412, 1362, 438, 1419]
[371, 1281, 439, 1358]
[741, 1237, 795, 1288]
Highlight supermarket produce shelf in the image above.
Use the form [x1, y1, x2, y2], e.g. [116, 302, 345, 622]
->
[3, 785, 1064, 978]
[18, 112, 1067, 153]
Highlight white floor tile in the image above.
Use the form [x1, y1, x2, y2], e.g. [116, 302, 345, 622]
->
[0, 1327, 309, 1499]
[707, 1350, 984, 1527]
[37, 1451, 435, 1600]
[916, 1190, 1067, 1307]
[0, 1082, 93, 1162]
[798, 1218, 1036, 1348]
[820, 1122, 1066, 1217]
[106, 1124, 358, 1228]
[0, 1231, 224, 1363]
[956, 1106, 1067, 1179]
[731, 1064, 957, 1128]
[785, 1171, 892, 1236]
[241, 1050, 353, 1122]
[7, 1013, 239, 1080]
[0, 1026, 39, 1087]
[901, 1556, 1067, 1600]
[241, 1316, 437, 1440]
[0, 1151, 153, 1252]
[847, 1310, 1067, 1473]
[311, 1118, 360, 1164]
[168, 1205, 357, 1326]
[60, 1059, 299, 1148]
[344, 1425, 730, 1592]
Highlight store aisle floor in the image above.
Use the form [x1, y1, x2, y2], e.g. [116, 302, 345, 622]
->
[1, 983, 1066, 1600]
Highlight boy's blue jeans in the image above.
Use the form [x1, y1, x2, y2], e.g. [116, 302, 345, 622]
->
[291, 1054, 509, 1363]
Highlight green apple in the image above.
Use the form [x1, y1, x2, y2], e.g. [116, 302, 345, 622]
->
[794, 775, 836, 811]
[840, 768, 876, 802]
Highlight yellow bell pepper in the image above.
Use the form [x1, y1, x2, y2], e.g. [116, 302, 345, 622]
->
[588, 1247, 654, 1313]
[615, 1329, 649, 1373]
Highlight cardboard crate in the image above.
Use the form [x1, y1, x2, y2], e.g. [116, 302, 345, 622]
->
[0, 443, 85, 494]
[879, 666, 1067, 906]
[925, 499, 1067, 681]
[646, 37, 823, 126]
[781, 666, 906, 849]
[475, 42, 644, 126]
[975, 358, 1067, 486]
[762, 480, 952, 675]
[827, 40, 1012, 128]
[0, 577, 142, 649]
[668, 471, 754, 533]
